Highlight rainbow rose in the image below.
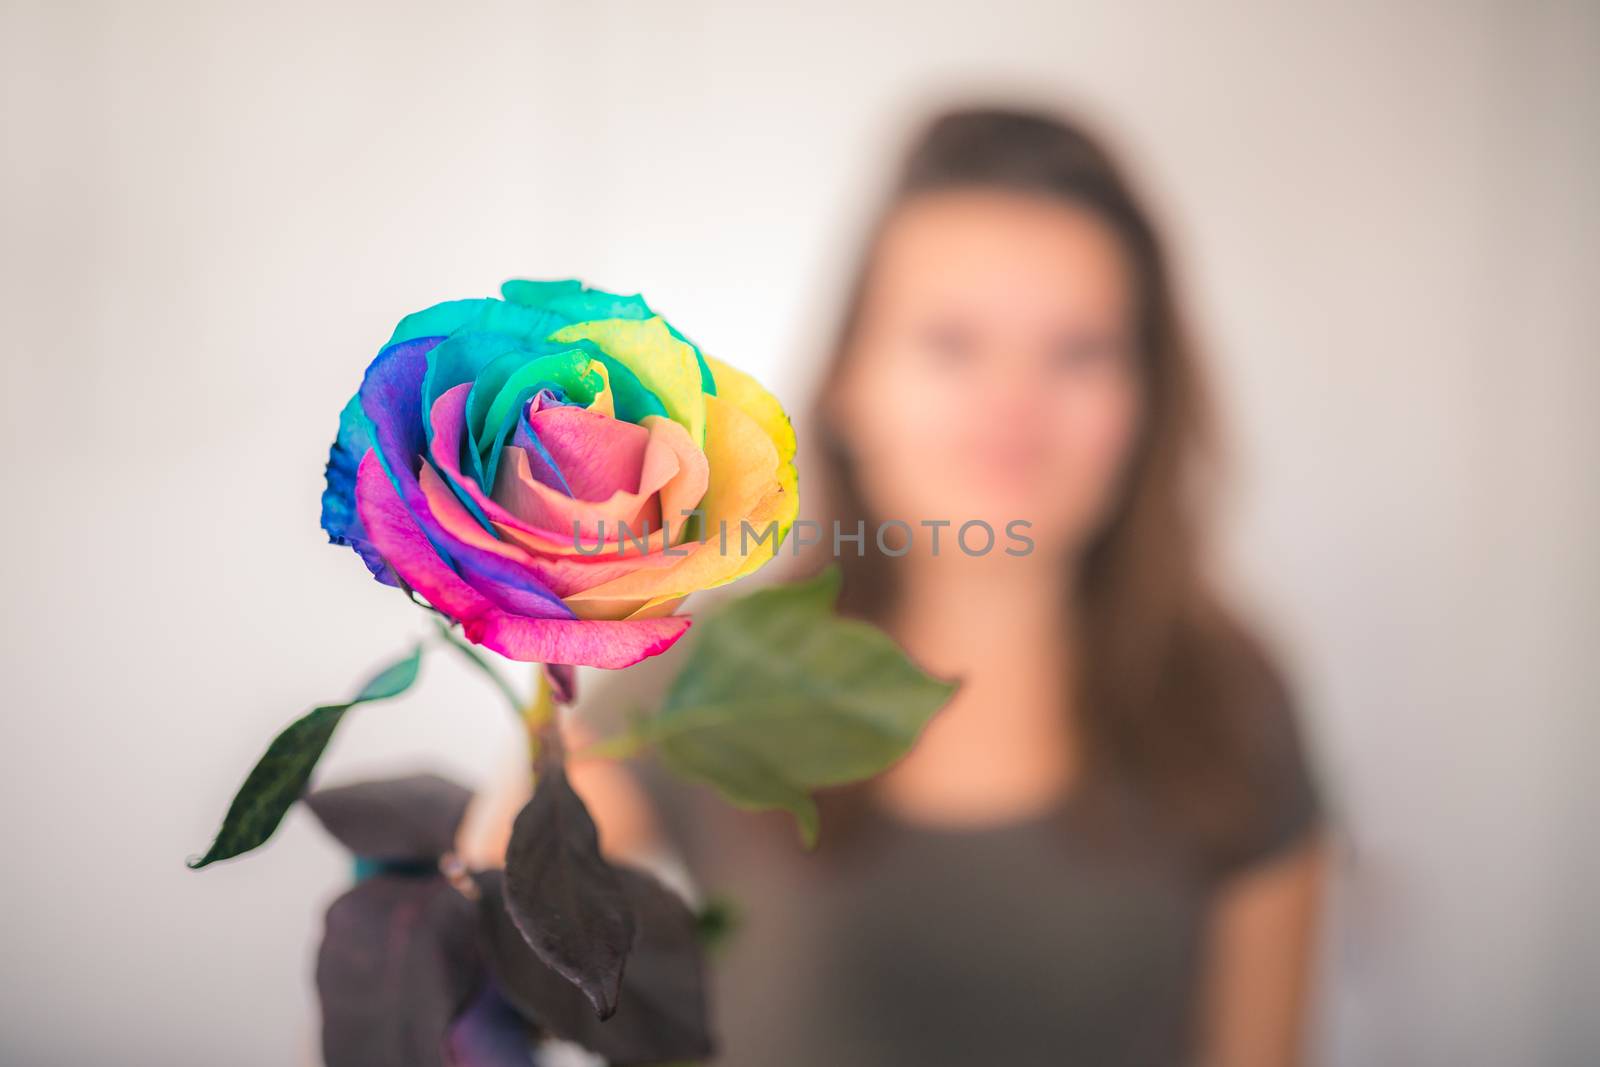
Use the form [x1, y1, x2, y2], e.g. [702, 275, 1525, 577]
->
[321, 280, 797, 669]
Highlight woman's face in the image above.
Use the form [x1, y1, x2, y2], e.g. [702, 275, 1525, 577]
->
[833, 189, 1143, 560]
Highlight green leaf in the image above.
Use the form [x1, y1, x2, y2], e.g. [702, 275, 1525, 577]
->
[693, 894, 741, 955]
[646, 567, 958, 846]
[187, 644, 422, 869]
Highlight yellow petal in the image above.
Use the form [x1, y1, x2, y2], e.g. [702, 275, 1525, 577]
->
[563, 392, 792, 614]
[704, 353, 799, 549]
[551, 316, 706, 444]
[705, 354, 796, 467]
[584, 359, 615, 418]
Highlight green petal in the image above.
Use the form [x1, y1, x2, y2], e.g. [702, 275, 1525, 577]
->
[590, 352, 668, 425]
[469, 346, 601, 442]
[550, 317, 707, 444]
[500, 278, 586, 306]
[502, 278, 654, 323]
[468, 345, 605, 487]
[500, 280, 716, 395]
[418, 306, 568, 423]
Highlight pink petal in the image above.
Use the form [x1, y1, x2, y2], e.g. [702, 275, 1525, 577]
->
[491, 446, 665, 543]
[638, 415, 709, 543]
[427, 383, 645, 558]
[492, 414, 710, 549]
[525, 406, 651, 502]
[418, 463, 677, 598]
[355, 450, 690, 668]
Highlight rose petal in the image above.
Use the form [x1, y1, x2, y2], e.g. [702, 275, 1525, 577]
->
[500, 278, 651, 322]
[563, 393, 793, 615]
[357, 338, 568, 614]
[549, 317, 707, 444]
[428, 383, 659, 559]
[523, 406, 651, 502]
[704, 354, 796, 469]
[638, 415, 710, 543]
[466, 346, 601, 477]
[419, 464, 677, 599]
[410, 305, 566, 435]
[503, 279, 716, 397]
[491, 413, 703, 545]
[356, 451, 689, 668]
[321, 394, 397, 586]
[491, 446, 664, 543]
[509, 388, 577, 495]
[583, 359, 615, 419]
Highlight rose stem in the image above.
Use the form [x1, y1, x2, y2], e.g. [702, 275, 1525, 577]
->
[521, 664, 569, 785]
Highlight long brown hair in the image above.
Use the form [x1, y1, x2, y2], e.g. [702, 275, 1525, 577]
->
[809, 105, 1296, 868]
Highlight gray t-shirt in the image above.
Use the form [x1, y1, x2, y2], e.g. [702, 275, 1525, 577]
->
[589, 627, 1322, 1066]
[639, 721, 1320, 1067]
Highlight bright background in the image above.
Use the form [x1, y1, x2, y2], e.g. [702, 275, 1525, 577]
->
[3, 2, 1596, 1064]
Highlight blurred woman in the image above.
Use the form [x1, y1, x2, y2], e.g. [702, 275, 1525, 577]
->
[491, 105, 1328, 1067]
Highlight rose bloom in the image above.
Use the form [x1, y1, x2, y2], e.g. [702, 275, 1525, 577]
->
[321, 280, 796, 669]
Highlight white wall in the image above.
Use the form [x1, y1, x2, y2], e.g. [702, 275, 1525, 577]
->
[2, 2, 1595, 1064]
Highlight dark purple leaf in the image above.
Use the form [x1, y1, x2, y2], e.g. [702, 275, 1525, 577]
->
[317, 875, 482, 1067]
[306, 773, 474, 862]
[447, 982, 537, 1066]
[478, 868, 713, 1065]
[503, 763, 635, 1019]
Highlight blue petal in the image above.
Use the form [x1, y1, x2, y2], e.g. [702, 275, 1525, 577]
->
[355, 336, 572, 619]
[321, 394, 398, 586]
[387, 298, 491, 347]
[511, 392, 577, 498]
[421, 320, 560, 437]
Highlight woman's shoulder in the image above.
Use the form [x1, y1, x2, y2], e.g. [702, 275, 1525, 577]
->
[1210, 624, 1325, 876]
